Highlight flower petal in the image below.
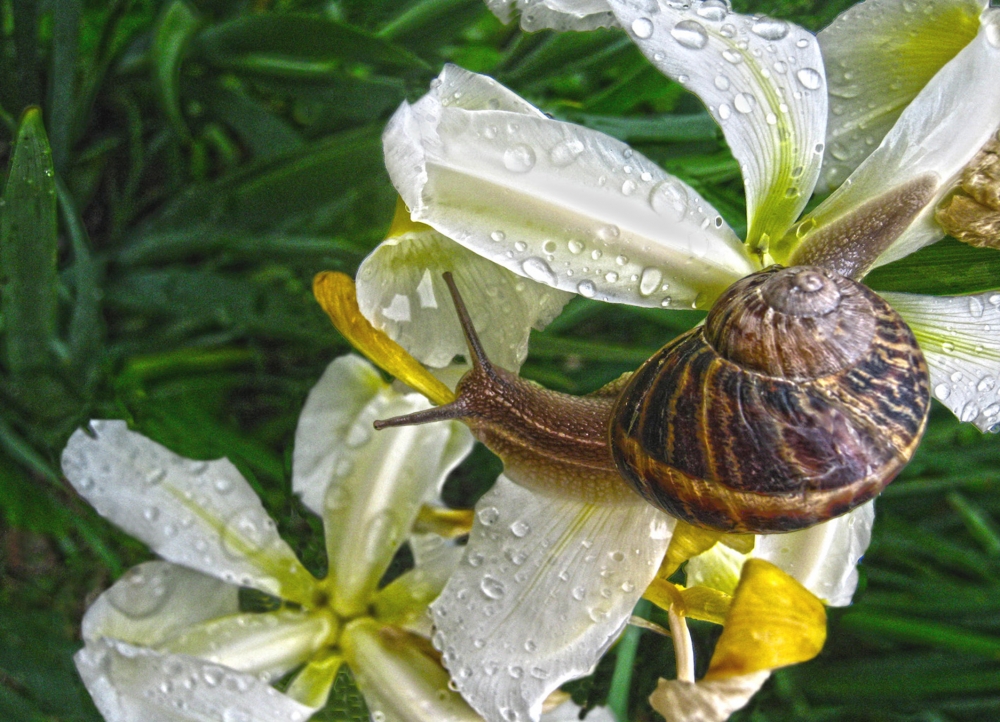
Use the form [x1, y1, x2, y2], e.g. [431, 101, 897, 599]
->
[342, 618, 483, 722]
[753, 501, 875, 607]
[285, 650, 343, 709]
[375, 534, 465, 633]
[684, 543, 746, 597]
[158, 609, 335, 680]
[81, 561, 239, 647]
[607, 1, 828, 258]
[356, 227, 571, 372]
[319, 388, 473, 617]
[384, 65, 755, 310]
[429, 475, 674, 722]
[542, 701, 616, 722]
[61, 421, 314, 604]
[883, 290, 1000, 431]
[75, 640, 316, 722]
[817, 0, 986, 191]
[487, 0, 618, 32]
[791, 10, 1000, 269]
[648, 671, 770, 722]
[705, 559, 826, 679]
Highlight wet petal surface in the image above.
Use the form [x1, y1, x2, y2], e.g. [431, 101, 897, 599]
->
[487, 0, 618, 31]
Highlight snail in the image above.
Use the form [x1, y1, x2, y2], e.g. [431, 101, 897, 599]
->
[374, 265, 930, 534]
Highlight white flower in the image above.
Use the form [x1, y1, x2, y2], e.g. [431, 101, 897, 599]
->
[62, 355, 484, 722]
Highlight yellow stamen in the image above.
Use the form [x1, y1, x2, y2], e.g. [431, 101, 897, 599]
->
[414, 505, 475, 538]
[705, 559, 826, 680]
[313, 271, 455, 406]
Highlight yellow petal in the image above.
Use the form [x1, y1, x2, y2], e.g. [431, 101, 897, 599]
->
[659, 520, 724, 579]
[414, 505, 475, 539]
[643, 579, 732, 626]
[285, 649, 343, 709]
[313, 271, 455, 406]
[387, 195, 433, 238]
[705, 559, 826, 680]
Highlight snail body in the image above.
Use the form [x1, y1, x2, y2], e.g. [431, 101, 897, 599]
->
[375, 266, 930, 533]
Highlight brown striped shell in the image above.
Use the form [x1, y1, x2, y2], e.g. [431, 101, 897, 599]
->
[610, 265, 930, 533]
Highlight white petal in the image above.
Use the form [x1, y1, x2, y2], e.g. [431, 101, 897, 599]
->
[648, 671, 770, 722]
[319, 389, 473, 617]
[292, 355, 389, 516]
[356, 229, 571, 371]
[817, 0, 987, 191]
[607, 0, 828, 256]
[61, 421, 314, 603]
[883, 290, 1000, 432]
[429, 475, 674, 722]
[384, 65, 755, 310]
[82, 561, 239, 646]
[795, 10, 1000, 269]
[542, 701, 616, 722]
[159, 609, 334, 680]
[487, 0, 618, 31]
[342, 618, 483, 722]
[75, 640, 316, 722]
[753, 501, 875, 607]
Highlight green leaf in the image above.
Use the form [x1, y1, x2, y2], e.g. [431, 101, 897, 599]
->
[151, 0, 202, 141]
[46, 0, 81, 173]
[1, 108, 58, 377]
[865, 237, 1000, 296]
[196, 14, 427, 78]
[567, 112, 720, 145]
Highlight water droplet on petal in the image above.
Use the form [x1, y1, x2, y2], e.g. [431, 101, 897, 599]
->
[961, 402, 980, 423]
[714, 74, 730, 90]
[934, 384, 951, 400]
[510, 520, 531, 537]
[491, 230, 506, 243]
[671, 19, 709, 49]
[631, 17, 654, 38]
[503, 144, 536, 173]
[549, 139, 585, 167]
[577, 280, 596, 297]
[596, 225, 619, 241]
[969, 296, 985, 318]
[481, 575, 506, 599]
[649, 180, 687, 221]
[752, 17, 789, 40]
[696, 0, 728, 21]
[572, 586, 586, 601]
[521, 257, 557, 286]
[568, 239, 584, 254]
[621, 179, 637, 195]
[796, 68, 823, 90]
[639, 268, 663, 296]
[477, 506, 499, 526]
[734, 93, 756, 114]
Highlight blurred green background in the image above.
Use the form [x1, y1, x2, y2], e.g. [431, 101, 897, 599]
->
[1, 1, 999, 720]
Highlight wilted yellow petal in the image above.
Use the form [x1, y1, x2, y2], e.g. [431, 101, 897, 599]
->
[644, 579, 732, 625]
[313, 271, 455, 406]
[705, 559, 826, 680]
[649, 671, 770, 722]
[644, 577, 685, 613]
[660, 520, 724, 578]
[720, 534, 755, 554]
[414, 505, 475, 539]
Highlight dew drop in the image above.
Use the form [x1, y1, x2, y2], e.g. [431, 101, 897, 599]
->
[621, 179, 637, 196]
[631, 17, 654, 39]
[639, 268, 663, 296]
[146, 468, 167, 486]
[491, 230, 506, 243]
[522, 257, 557, 286]
[549, 139, 585, 167]
[524, 639, 537, 652]
[503, 144, 536, 173]
[934, 384, 951, 400]
[714, 74, 730, 90]
[514, 241, 527, 252]
[722, 49, 742, 64]
[568, 239, 584, 254]
[542, 239, 557, 254]
[969, 296, 985, 318]
[718, 103, 732, 121]
[481, 575, 506, 599]
[978, 376, 996, 392]
[796, 67, 823, 90]
[616, 254, 628, 266]
[510, 520, 531, 537]
[670, 20, 709, 49]
[577, 280, 596, 297]
[696, 0, 729, 21]
[143, 506, 160, 522]
[596, 225, 620, 241]
[507, 666, 523, 679]
[572, 586, 586, 601]
[605, 271, 619, 283]
[796, 38, 810, 48]
[734, 93, 756, 114]
[961, 402, 980, 423]
[530, 667, 549, 680]
[478, 506, 500, 526]
[649, 180, 687, 221]
[752, 17, 789, 40]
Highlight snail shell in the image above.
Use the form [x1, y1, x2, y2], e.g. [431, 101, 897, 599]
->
[610, 265, 930, 533]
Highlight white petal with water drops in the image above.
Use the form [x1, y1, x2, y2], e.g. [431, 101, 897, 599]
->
[61, 421, 314, 603]
[486, 0, 618, 32]
[799, 10, 1000, 268]
[754, 501, 874, 607]
[341, 617, 483, 722]
[82, 561, 239, 647]
[318, 386, 473, 618]
[429, 475, 674, 722]
[74, 639, 316, 722]
[356, 228, 571, 372]
[292, 355, 386, 516]
[606, 0, 828, 257]
[384, 66, 755, 310]
[375, 534, 466, 635]
[816, 0, 987, 191]
[649, 671, 771, 722]
[885, 290, 1000, 432]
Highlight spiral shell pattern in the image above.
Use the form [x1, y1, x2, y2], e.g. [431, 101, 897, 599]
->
[610, 266, 930, 533]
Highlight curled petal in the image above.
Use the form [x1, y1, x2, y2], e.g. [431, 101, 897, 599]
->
[158, 609, 335, 679]
[429, 475, 674, 722]
[607, 0, 828, 258]
[753, 501, 875, 607]
[320, 389, 473, 617]
[649, 671, 770, 722]
[356, 227, 571, 372]
[684, 543, 746, 597]
[487, 0, 618, 31]
[793, 10, 1000, 269]
[706, 560, 826, 680]
[342, 618, 483, 722]
[817, 0, 986, 190]
[74, 639, 316, 722]
[384, 65, 755, 310]
[884, 290, 1000, 431]
[61, 421, 314, 603]
[82, 561, 239, 647]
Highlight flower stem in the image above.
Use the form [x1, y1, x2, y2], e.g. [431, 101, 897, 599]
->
[608, 599, 650, 722]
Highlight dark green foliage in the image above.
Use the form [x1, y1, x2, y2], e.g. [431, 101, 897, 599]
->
[0, 1, 997, 721]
